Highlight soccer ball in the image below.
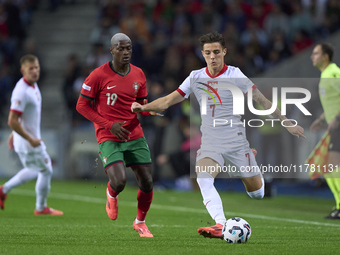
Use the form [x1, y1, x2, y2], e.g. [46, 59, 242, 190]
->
[222, 217, 251, 243]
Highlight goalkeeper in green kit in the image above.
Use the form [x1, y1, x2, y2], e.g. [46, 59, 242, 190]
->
[310, 43, 340, 219]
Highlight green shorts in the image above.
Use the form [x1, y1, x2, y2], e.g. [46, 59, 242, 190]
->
[98, 136, 152, 171]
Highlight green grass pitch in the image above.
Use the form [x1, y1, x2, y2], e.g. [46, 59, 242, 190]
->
[1, 179, 340, 255]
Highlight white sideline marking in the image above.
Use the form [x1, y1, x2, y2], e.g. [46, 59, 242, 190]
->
[11, 189, 340, 228]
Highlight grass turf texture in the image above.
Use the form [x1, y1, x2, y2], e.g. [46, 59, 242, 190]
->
[1, 179, 340, 255]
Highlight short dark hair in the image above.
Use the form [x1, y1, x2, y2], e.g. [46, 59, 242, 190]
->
[20, 54, 38, 67]
[318, 42, 334, 62]
[198, 31, 226, 49]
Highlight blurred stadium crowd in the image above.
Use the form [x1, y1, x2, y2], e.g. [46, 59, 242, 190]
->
[1, 0, 339, 187]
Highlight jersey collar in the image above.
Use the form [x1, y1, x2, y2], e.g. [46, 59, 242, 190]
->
[205, 64, 228, 78]
[109, 61, 131, 77]
[23, 78, 35, 87]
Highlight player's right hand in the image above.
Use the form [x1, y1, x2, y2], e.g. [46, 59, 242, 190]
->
[131, 102, 144, 112]
[310, 118, 324, 132]
[110, 121, 131, 142]
[28, 137, 42, 147]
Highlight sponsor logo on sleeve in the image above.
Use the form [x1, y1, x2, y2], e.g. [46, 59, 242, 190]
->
[82, 83, 91, 91]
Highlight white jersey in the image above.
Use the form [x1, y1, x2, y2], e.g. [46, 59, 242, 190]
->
[10, 78, 43, 153]
[178, 64, 255, 146]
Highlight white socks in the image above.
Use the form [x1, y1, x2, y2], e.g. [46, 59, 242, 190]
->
[3, 168, 38, 193]
[35, 168, 53, 211]
[135, 218, 145, 224]
[2, 166, 53, 211]
[196, 172, 226, 225]
[246, 176, 265, 199]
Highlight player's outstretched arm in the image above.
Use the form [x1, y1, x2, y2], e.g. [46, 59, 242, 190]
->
[132, 90, 185, 113]
[252, 88, 306, 138]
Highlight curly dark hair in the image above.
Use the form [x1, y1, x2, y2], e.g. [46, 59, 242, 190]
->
[198, 31, 226, 49]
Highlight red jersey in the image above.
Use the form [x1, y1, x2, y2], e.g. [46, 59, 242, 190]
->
[79, 62, 147, 143]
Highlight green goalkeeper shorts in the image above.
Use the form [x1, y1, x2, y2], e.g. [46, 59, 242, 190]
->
[98, 136, 152, 171]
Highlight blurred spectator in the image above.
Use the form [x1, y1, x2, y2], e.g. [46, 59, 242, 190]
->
[90, 16, 120, 49]
[71, 65, 92, 126]
[269, 31, 291, 59]
[161, 46, 181, 79]
[220, 0, 247, 33]
[120, 2, 150, 43]
[263, 4, 289, 38]
[241, 19, 268, 47]
[289, 2, 314, 41]
[86, 42, 111, 71]
[291, 30, 314, 55]
[0, 62, 11, 127]
[325, 0, 340, 29]
[4, 0, 26, 42]
[194, 3, 221, 33]
[264, 50, 281, 70]
[141, 43, 163, 79]
[157, 121, 201, 190]
[222, 22, 240, 45]
[62, 54, 82, 115]
[302, 0, 327, 27]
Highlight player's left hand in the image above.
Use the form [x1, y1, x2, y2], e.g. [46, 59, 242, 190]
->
[286, 125, 306, 138]
[131, 102, 143, 112]
[328, 117, 340, 132]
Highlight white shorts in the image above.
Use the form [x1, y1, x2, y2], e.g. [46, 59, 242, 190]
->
[196, 143, 261, 178]
[17, 146, 52, 172]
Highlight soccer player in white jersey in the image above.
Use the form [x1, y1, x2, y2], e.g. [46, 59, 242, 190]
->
[131, 31, 305, 238]
[0, 54, 63, 215]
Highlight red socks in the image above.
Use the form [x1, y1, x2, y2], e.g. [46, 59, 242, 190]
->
[107, 182, 153, 221]
[107, 181, 119, 198]
[136, 189, 153, 221]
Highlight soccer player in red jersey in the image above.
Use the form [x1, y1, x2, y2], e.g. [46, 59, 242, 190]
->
[76, 33, 159, 237]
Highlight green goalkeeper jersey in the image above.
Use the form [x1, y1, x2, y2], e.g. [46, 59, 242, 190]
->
[319, 63, 340, 124]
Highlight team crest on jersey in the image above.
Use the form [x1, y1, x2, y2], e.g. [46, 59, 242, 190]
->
[207, 81, 218, 101]
[103, 157, 107, 164]
[132, 82, 140, 95]
[197, 81, 222, 106]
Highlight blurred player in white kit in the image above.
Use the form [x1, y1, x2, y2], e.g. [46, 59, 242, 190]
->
[0, 54, 63, 215]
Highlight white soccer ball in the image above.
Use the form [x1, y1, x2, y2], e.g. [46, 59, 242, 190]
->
[222, 217, 251, 243]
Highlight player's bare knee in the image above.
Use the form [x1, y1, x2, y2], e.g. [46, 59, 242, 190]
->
[111, 179, 126, 193]
[141, 179, 153, 192]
